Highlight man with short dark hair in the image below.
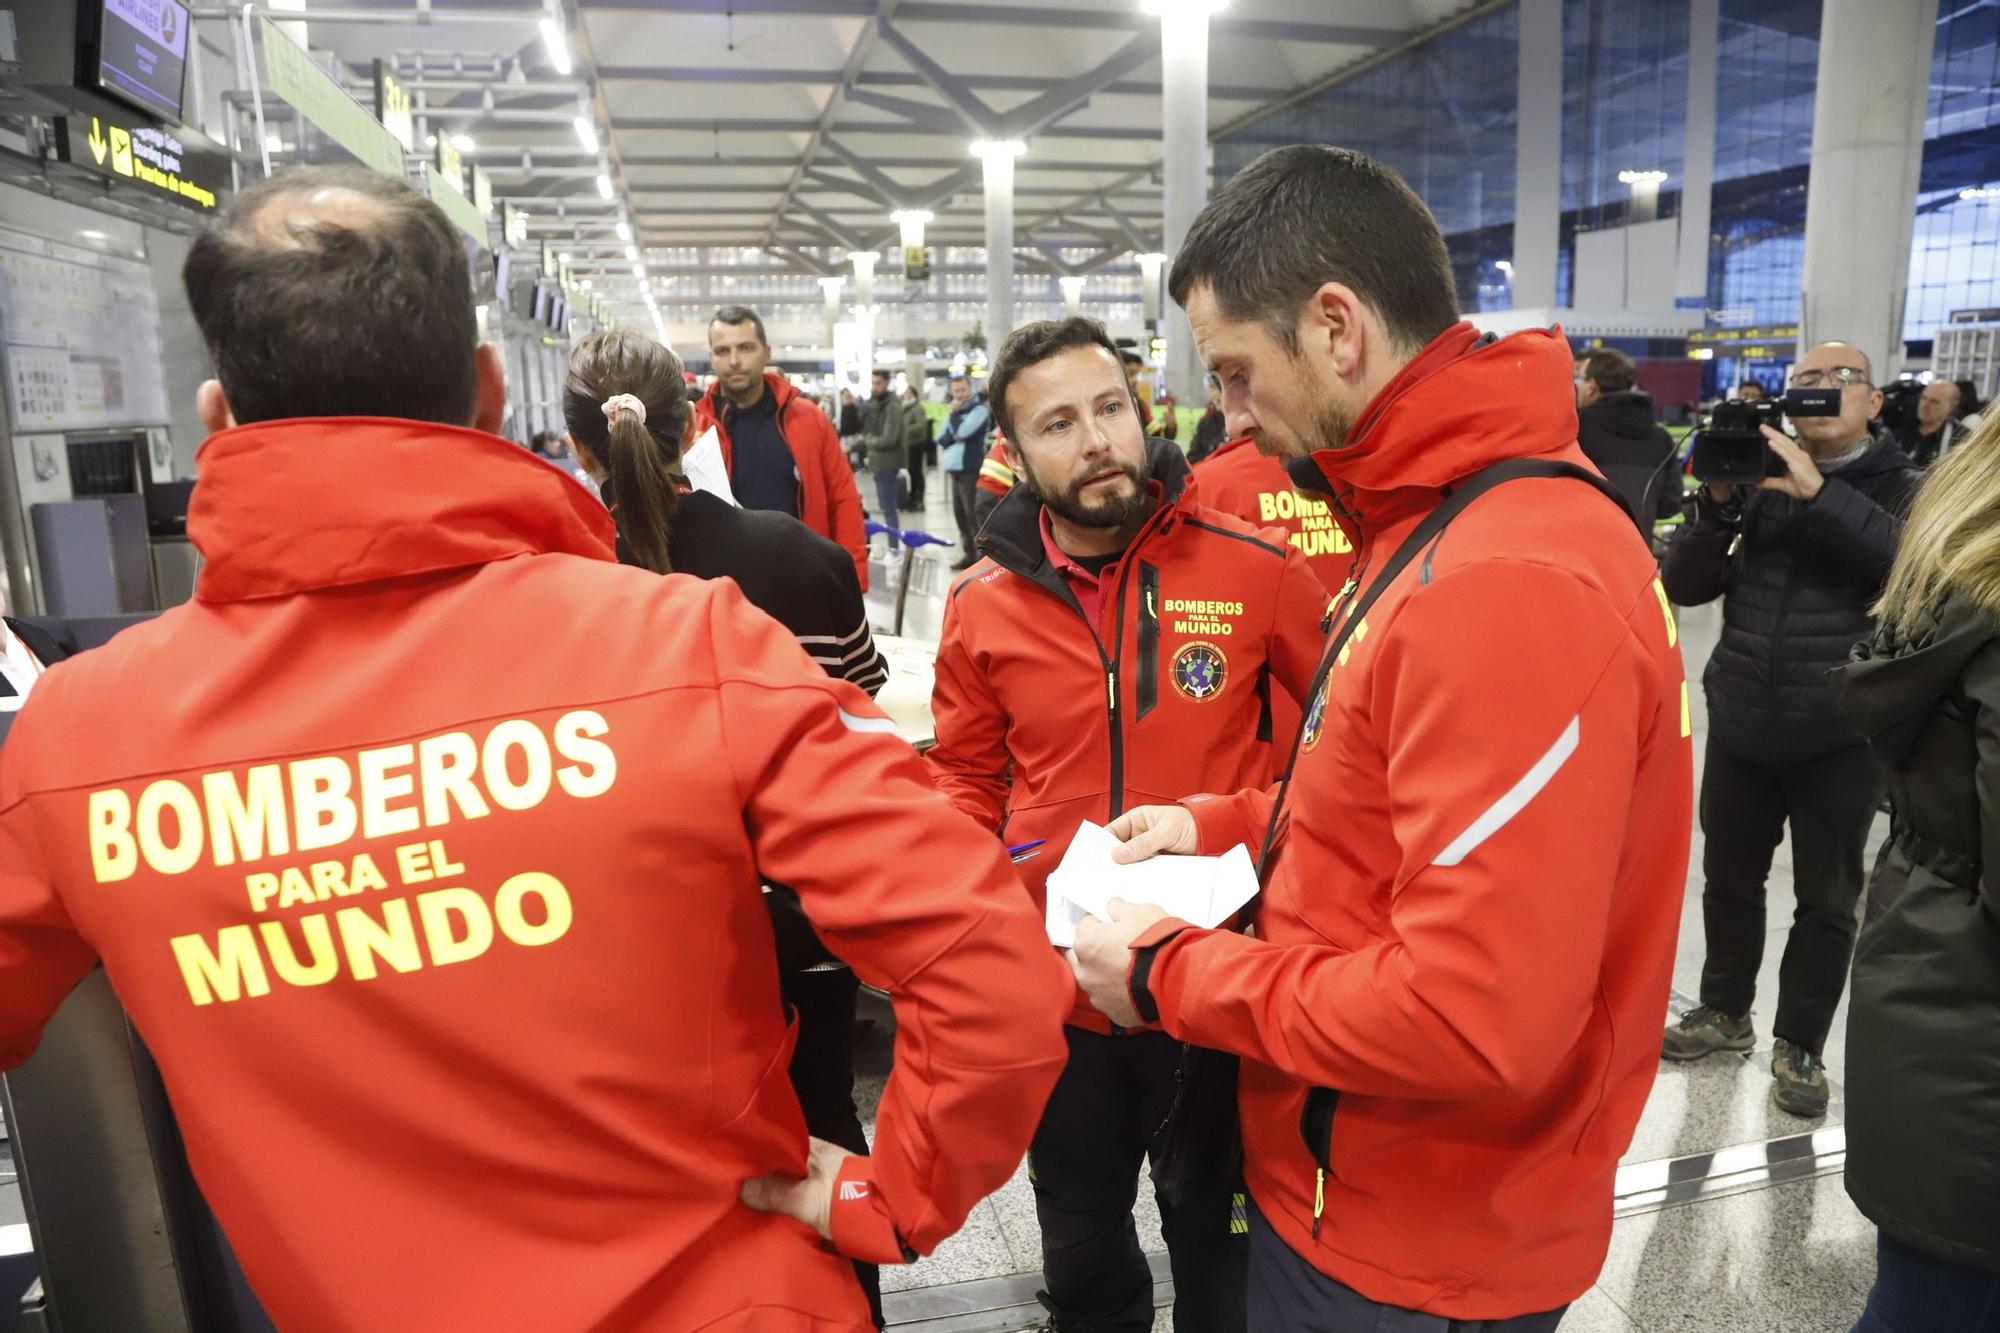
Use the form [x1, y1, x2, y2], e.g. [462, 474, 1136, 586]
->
[1068, 144, 1692, 1330]
[931, 316, 1329, 1333]
[1737, 379, 1768, 403]
[1574, 347, 1681, 528]
[1661, 340, 1918, 1117]
[1899, 378, 1964, 466]
[0, 165, 1069, 1332]
[860, 369, 908, 539]
[696, 304, 869, 587]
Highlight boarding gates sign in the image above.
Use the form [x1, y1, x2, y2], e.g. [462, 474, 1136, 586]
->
[53, 116, 226, 213]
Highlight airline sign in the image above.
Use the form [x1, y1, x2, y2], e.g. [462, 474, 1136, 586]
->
[54, 115, 228, 213]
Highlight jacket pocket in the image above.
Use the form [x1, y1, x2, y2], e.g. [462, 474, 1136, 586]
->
[1298, 1085, 1340, 1239]
[1137, 563, 1160, 721]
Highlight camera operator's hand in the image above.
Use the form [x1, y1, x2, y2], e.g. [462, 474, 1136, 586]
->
[1758, 425, 1824, 503]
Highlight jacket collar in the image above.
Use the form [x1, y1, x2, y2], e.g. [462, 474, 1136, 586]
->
[1289, 323, 1582, 546]
[189, 417, 617, 603]
[978, 436, 1194, 580]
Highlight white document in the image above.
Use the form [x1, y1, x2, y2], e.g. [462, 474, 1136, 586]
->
[1044, 821, 1259, 949]
[682, 426, 737, 506]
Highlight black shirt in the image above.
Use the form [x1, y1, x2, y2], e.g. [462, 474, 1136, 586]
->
[723, 389, 802, 517]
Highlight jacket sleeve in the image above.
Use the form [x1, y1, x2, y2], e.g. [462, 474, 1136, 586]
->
[1266, 547, 1332, 708]
[1141, 559, 1659, 1101]
[1970, 641, 2000, 927]
[922, 591, 1012, 831]
[0, 726, 101, 1070]
[802, 408, 870, 590]
[1799, 469, 1914, 587]
[797, 537, 890, 697]
[707, 585, 1067, 1264]
[1659, 490, 1740, 606]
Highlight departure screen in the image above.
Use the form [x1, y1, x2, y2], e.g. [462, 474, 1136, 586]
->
[95, 0, 191, 123]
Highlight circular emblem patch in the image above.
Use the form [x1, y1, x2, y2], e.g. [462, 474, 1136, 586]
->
[1299, 680, 1329, 752]
[1171, 641, 1229, 702]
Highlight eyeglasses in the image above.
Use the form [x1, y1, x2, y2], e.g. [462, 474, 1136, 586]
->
[1788, 366, 1872, 390]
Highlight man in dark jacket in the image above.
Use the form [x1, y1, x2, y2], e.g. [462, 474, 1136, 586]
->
[1898, 378, 1964, 467]
[1575, 347, 1680, 529]
[1660, 340, 1920, 1117]
[860, 370, 908, 540]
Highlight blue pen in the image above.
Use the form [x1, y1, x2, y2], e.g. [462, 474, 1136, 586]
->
[1006, 838, 1047, 857]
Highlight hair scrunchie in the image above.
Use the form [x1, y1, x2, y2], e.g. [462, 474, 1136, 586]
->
[602, 393, 647, 426]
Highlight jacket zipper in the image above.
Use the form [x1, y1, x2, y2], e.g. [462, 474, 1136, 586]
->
[1299, 1086, 1340, 1238]
[1136, 563, 1161, 721]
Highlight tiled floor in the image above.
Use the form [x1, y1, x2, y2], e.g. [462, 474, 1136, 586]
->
[861, 474, 1884, 1332]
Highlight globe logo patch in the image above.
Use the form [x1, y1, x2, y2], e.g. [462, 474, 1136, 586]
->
[1171, 641, 1229, 702]
[1300, 680, 1329, 752]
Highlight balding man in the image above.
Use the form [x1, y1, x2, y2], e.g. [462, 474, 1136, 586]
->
[1900, 378, 1964, 467]
[0, 165, 1068, 1331]
[1659, 341, 1919, 1118]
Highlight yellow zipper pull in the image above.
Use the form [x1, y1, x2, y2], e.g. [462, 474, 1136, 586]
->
[1311, 1168, 1326, 1238]
[1107, 670, 1117, 713]
[1146, 588, 1157, 619]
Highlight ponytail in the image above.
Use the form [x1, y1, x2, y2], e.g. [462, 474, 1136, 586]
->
[605, 405, 680, 574]
[561, 330, 693, 575]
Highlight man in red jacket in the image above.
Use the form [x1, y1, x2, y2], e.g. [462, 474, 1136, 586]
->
[0, 165, 1069, 1332]
[698, 305, 870, 588]
[928, 317, 1329, 1332]
[1073, 146, 1692, 1328]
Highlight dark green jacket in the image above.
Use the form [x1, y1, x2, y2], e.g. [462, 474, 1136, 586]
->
[860, 390, 907, 473]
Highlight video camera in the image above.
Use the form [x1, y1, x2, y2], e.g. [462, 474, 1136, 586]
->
[1689, 389, 1842, 485]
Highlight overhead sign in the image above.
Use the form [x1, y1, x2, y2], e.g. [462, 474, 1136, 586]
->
[258, 15, 405, 178]
[53, 114, 225, 212]
[503, 203, 530, 249]
[434, 136, 465, 192]
[373, 60, 413, 152]
[540, 239, 556, 280]
[426, 170, 486, 244]
[469, 163, 493, 219]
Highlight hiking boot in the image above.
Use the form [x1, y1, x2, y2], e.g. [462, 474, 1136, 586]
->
[1771, 1038, 1830, 1117]
[1661, 1004, 1754, 1062]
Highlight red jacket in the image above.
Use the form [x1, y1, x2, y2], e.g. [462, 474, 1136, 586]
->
[927, 441, 1330, 1032]
[0, 419, 1068, 1331]
[696, 372, 869, 590]
[1193, 436, 1357, 751]
[974, 437, 1015, 498]
[1130, 326, 1692, 1317]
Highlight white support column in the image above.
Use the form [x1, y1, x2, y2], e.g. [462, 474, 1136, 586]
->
[895, 210, 932, 387]
[849, 250, 878, 383]
[973, 139, 1025, 349]
[1800, 0, 1940, 379]
[1157, 0, 1213, 400]
[1676, 0, 1720, 304]
[1137, 251, 1165, 326]
[1060, 274, 1087, 316]
[1512, 0, 1562, 310]
[819, 275, 844, 357]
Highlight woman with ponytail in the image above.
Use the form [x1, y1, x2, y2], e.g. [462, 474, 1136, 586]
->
[563, 329, 892, 1328]
[1830, 411, 2000, 1331]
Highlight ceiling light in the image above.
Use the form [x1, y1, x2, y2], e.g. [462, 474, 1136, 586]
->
[574, 115, 599, 154]
[890, 209, 934, 225]
[632, 263, 646, 279]
[539, 15, 573, 76]
[1140, 0, 1228, 13]
[970, 139, 1027, 159]
[596, 173, 614, 200]
[1617, 169, 1668, 186]
[581, 279, 593, 289]
[614, 218, 631, 241]
[79, 229, 108, 241]
[451, 133, 475, 152]
[1495, 259, 1514, 273]
[560, 251, 573, 262]
[625, 244, 638, 261]
[1960, 186, 2000, 201]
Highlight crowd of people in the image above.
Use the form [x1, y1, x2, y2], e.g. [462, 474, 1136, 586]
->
[0, 140, 1995, 1333]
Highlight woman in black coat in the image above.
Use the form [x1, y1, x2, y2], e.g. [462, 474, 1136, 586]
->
[1830, 412, 2000, 1331]
[562, 329, 889, 1330]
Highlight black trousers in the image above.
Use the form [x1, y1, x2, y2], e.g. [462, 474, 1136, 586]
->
[949, 468, 981, 551]
[781, 965, 882, 1330]
[906, 442, 927, 509]
[1247, 1199, 1564, 1332]
[1698, 735, 1885, 1054]
[1029, 1026, 1246, 1333]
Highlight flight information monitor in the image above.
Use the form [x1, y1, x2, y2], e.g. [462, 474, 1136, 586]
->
[92, 0, 191, 123]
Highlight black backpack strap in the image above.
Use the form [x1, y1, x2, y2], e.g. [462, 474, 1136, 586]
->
[1245, 457, 1631, 907]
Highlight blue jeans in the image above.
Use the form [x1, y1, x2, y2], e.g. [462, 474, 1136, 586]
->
[871, 468, 900, 542]
[1247, 1199, 1565, 1332]
[1853, 1232, 2000, 1332]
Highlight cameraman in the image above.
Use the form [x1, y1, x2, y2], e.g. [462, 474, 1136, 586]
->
[1660, 341, 1918, 1117]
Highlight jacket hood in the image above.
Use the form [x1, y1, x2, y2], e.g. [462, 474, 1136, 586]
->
[700, 370, 803, 423]
[1296, 323, 1582, 539]
[1581, 390, 1662, 442]
[190, 417, 617, 603]
[1832, 592, 2000, 766]
[978, 436, 1193, 573]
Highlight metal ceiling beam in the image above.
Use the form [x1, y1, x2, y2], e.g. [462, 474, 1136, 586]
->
[803, 165, 896, 210]
[841, 90, 972, 138]
[578, 0, 1403, 45]
[874, 21, 994, 134]
[1097, 196, 1159, 253]
[991, 30, 1156, 139]
[592, 66, 1289, 102]
[759, 0, 901, 247]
